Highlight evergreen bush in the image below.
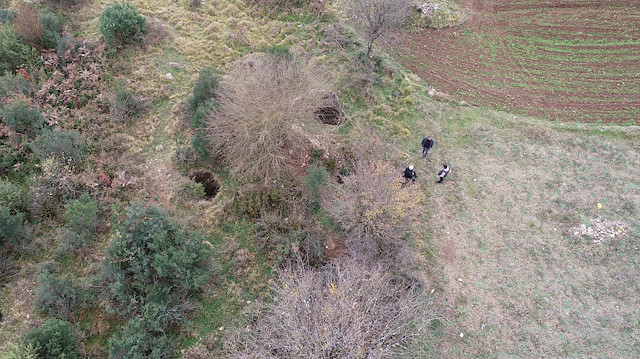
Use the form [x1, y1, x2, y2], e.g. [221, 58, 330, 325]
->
[0, 24, 37, 75]
[39, 11, 63, 49]
[31, 130, 85, 166]
[0, 97, 44, 134]
[0, 178, 30, 213]
[23, 319, 78, 359]
[99, 2, 146, 46]
[35, 263, 84, 320]
[187, 67, 219, 117]
[0, 205, 25, 246]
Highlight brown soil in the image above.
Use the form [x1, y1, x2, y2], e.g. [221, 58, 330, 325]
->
[387, 0, 640, 123]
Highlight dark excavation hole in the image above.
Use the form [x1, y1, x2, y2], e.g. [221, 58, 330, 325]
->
[190, 169, 220, 200]
[314, 106, 344, 125]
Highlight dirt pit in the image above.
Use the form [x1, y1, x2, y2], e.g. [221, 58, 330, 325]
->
[190, 169, 220, 200]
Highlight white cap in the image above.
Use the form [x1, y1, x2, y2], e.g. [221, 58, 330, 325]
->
[409, 165, 414, 170]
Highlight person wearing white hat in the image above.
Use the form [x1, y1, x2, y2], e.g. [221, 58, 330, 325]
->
[403, 165, 417, 184]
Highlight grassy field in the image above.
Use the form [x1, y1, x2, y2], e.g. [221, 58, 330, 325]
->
[388, 0, 640, 123]
[1, 0, 639, 357]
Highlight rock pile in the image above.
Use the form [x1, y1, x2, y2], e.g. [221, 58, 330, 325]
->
[572, 218, 627, 243]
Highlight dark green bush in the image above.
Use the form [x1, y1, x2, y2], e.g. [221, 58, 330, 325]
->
[0, 178, 30, 213]
[0, 24, 37, 75]
[0, 73, 32, 100]
[31, 130, 85, 166]
[0, 142, 28, 178]
[0, 205, 25, 246]
[99, 2, 146, 46]
[63, 193, 97, 233]
[189, 99, 214, 129]
[0, 342, 38, 359]
[303, 164, 328, 212]
[39, 11, 63, 49]
[111, 81, 147, 122]
[191, 130, 210, 161]
[57, 193, 97, 253]
[54, 34, 80, 58]
[0, 9, 16, 24]
[23, 318, 78, 359]
[187, 67, 219, 117]
[0, 98, 44, 134]
[109, 317, 175, 359]
[35, 263, 84, 320]
[104, 202, 211, 311]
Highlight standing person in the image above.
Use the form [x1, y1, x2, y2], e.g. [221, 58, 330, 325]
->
[436, 164, 450, 183]
[421, 136, 434, 160]
[404, 165, 417, 184]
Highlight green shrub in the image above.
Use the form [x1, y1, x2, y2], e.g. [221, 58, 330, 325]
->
[109, 317, 175, 359]
[54, 34, 80, 58]
[35, 263, 84, 320]
[0, 205, 25, 246]
[0, 342, 37, 359]
[31, 130, 85, 166]
[187, 67, 218, 117]
[111, 81, 147, 122]
[415, 0, 466, 29]
[63, 193, 97, 233]
[0, 72, 32, 100]
[39, 11, 63, 49]
[0, 178, 30, 213]
[0, 24, 38, 75]
[189, 99, 214, 129]
[303, 164, 328, 212]
[0, 98, 44, 134]
[0, 142, 28, 178]
[99, 2, 146, 46]
[0, 9, 16, 25]
[104, 202, 211, 311]
[23, 319, 78, 359]
[191, 130, 210, 160]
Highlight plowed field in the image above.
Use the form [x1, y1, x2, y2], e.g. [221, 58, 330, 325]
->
[388, 0, 640, 123]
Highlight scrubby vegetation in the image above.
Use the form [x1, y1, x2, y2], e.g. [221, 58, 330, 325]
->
[1, 0, 638, 358]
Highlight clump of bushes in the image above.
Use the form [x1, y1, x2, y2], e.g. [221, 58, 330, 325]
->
[57, 193, 98, 253]
[186, 67, 219, 161]
[104, 202, 212, 358]
[110, 81, 147, 122]
[30, 156, 84, 217]
[0, 97, 44, 134]
[38, 10, 63, 49]
[327, 156, 418, 264]
[0, 178, 30, 213]
[0, 24, 38, 75]
[35, 263, 86, 320]
[207, 55, 326, 184]
[99, 2, 146, 46]
[31, 130, 85, 167]
[226, 260, 439, 357]
[23, 318, 79, 359]
[0, 205, 26, 246]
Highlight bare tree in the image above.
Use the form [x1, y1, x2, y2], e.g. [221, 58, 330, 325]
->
[207, 55, 327, 185]
[348, 0, 412, 56]
[224, 260, 440, 358]
[326, 154, 419, 264]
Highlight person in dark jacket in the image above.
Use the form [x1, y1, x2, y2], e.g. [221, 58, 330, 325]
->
[404, 165, 417, 183]
[421, 136, 434, 159]
[436, 164, 450, 183]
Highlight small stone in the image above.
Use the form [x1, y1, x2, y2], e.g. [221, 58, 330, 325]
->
[457, 277, 462, 282]
[219, 326, 225, 331]
[169, 61, 182, 69]
[155, 145, 164, 151]
[459, 332, 464, 338]
[165, 73, 173, 80]
[392, 90, 401, 97]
